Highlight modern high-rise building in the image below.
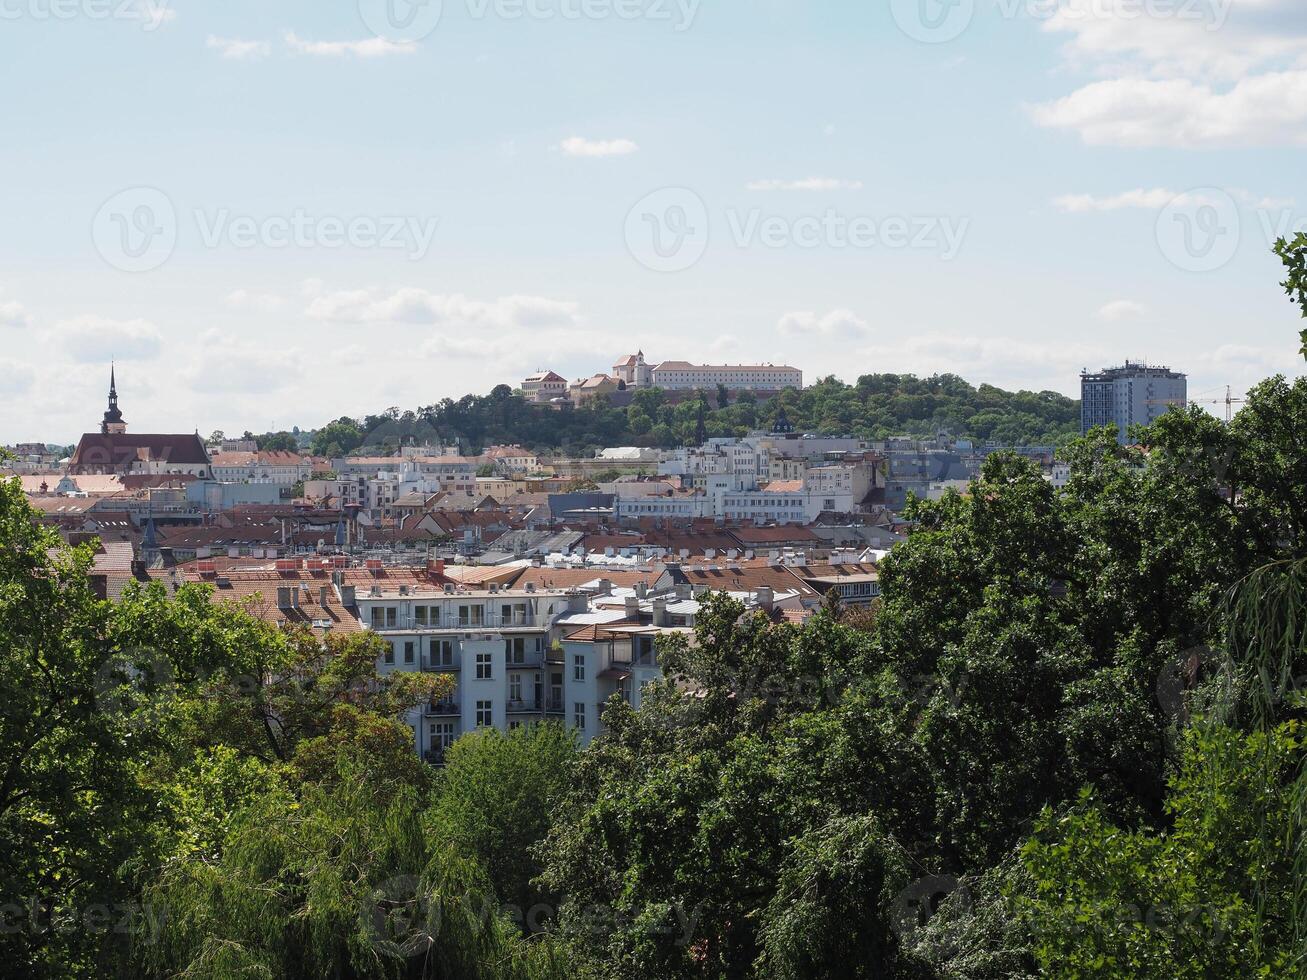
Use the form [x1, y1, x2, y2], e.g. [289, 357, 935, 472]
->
[1080, 362, 1187, 445]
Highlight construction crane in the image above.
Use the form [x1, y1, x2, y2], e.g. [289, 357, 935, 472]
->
[1190, 386, 1247, 424]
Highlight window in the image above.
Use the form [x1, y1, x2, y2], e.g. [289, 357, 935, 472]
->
[414, 606, 427, 626]
[370, 607, 384, 629]
[403, 641, 415, 665]
[574, 702, 586, 730]
[386, 607, 397, 628]
[476, 651, 493, 680]
[428, 721, 455, 751]
[476, 700, 493, 727]
[634, 636, 657, 666]
[459, 604, 484, 627]
[429, 639, 455, 668]
[508, 720, 522, 731]
[506, 636, 526, 664]
[384, 643, 395, 665]
[509, 675, 522, 702]
[573, 654, 585, 681]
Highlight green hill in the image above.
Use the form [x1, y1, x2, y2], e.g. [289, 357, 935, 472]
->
[302, 373, 1080, 458]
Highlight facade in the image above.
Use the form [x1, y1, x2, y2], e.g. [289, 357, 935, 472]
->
[330, 457, 478, 498]
[1080, 362, 1187, 445]
[362, 583, 580, 761]
[483, 445, 538, 474]
[569, 374, 619, 405]
[612, 352, 653, 387]
[209, 450, 311, 485]
[650, 361, 802, 391]
[521, 371, 568, 402]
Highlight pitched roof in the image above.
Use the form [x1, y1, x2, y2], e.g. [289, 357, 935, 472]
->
[508, 566, 659, 591]
[70, 432, 211, 468]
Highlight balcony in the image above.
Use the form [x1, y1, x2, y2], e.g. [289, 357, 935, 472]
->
[505, 652, 547, 670]
[421, 658, 460, 672]
[371, 612, 539, 632]
[506, 699, 542, 714]
[425, 701, 460, 716]
[543, 697, 565, 714]
[423, 748, 447, 766]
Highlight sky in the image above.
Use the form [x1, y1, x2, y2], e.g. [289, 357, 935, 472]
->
[1, 0, 1306, 443]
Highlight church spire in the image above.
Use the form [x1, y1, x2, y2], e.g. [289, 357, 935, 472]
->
[101, 363, 127, 435]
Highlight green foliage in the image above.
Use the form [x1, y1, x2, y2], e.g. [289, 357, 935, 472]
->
[755, 815, 918, 979]
[253, 431, 299, 453]
[435, 723, 577, 919]
[1022, 724, 1302, 977]
[0, 477, 150, 975]
[311, 374, 1079, 459]
[146, 752, 569, 980]
[1272, 232, 1307, 359]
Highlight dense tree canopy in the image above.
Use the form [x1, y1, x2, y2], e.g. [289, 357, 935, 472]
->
[304, 374, 1079, 458]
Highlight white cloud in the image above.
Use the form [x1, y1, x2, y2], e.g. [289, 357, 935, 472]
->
[1097, 299, 1147, 321]
[1053, 187, 1196, 212]
[1031, 72, 1307, 147]
[1054, 187, 1290, 214]
[1040, 0, 1306, 82]
[50, 316, 162, 362]
[857, 332, 1113, 393]
[778, 309, 870, 338]
[185, 334, 301, 393]
[746, 177, 864, 192]
[207, 36, 271, 60]
[0, 359, 35, 395]
[225, 289, 284, 313]
[1030, 1, 1307, 147]
[305, 287, 581, 330]
[284, 32, 415, 58]
[557, 137, 639, 157]
[0, 300, 31, 330]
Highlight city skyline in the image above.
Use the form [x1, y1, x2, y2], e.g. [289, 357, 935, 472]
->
[3, 0, 1307, 443]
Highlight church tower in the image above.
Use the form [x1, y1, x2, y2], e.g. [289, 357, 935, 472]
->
[101, 364, 127, 435]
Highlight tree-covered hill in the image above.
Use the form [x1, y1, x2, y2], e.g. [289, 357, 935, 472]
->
[305, 374, 1080, 458]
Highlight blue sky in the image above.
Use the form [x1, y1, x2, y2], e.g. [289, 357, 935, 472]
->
[1, 0, 1305, 442]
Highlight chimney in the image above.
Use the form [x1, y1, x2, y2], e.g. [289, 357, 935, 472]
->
[340, 585, 356, 606]
[755, 586, 774, 613]
[624, 596, 641, 619]
[596, 578, 613, 595]
[319, 585, 330, 606]
[652, 598, 670, 627]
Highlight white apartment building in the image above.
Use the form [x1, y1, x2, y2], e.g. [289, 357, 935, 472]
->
[651, 362, 803, 391]
[613, 492, 715, 520]
[660, 439, 769, 481]
[521, 371, 568, 402]
[210, 451, 312, 486]
[360, 582, 582, 762]
[330, 457, 478, 499]
[484, 445, 539, 474]
[303, 477, 367, 508]
[359, 580, 712, 755]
